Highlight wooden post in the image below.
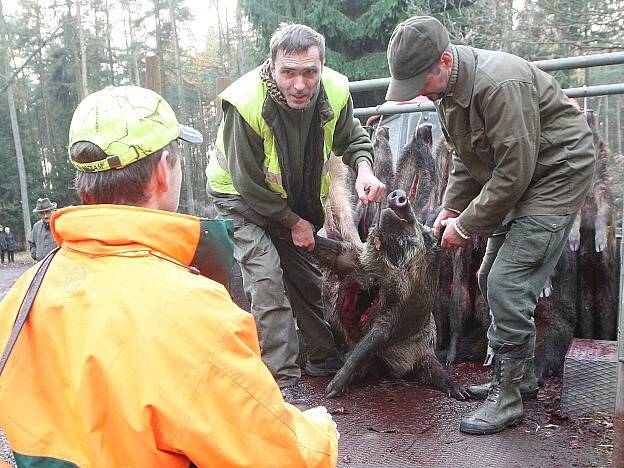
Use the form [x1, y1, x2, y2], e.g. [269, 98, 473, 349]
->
[605, 95, 609, 149]
[145, 55, 161, 94]
[614, 196, 624, 468]
[215, 77, 230, 121]
[617, 100, 622, 156]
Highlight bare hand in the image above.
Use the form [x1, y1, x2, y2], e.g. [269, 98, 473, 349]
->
[291, 218, 316, 251]
[355, 162, 385, 204]
[440, 218, 470, 251]
[433, 208, 459, 238]
[303, 406, 340, 440]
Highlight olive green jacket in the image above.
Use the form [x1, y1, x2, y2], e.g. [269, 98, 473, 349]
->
[29, 219, 58, 261]
[437, 45, 595, 236]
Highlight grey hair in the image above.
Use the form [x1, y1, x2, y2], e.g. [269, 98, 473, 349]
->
[269, 23, 325, 63]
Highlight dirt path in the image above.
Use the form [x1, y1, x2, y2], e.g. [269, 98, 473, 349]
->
[0, 254, 34, 301]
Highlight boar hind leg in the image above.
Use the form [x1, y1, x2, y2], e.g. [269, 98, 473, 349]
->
[413, 353, 469, 401]
[325, 331, 385, 398]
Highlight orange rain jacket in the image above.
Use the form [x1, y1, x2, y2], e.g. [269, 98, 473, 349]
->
[0, 205, 338, 468]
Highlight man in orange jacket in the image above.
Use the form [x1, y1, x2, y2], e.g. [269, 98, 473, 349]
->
[0, 85, 338, 467]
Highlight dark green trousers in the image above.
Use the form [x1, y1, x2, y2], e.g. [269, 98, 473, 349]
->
[213, 204, 336, 387]
[479, 214, 575, 355]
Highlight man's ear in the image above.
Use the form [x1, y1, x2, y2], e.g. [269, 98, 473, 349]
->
[155, 151, 171, 193]
[440, 50, 453, 70]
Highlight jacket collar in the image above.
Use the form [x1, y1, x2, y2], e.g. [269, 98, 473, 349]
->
[444, 44, 460, 98]
[444, 45, 475, 108]
[50, 205, 201, 267]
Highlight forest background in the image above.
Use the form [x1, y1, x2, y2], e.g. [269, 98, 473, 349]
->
[1, 0, 623, 247]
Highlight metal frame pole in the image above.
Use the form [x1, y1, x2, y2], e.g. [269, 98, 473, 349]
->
[614, 202, 624, 467]
[349, 51, 624, 93]
[354, 83, 624, 118]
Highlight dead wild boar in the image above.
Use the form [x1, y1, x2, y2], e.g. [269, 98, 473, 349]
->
[313, 189, 469, 400]
[575, 109, 619, 341]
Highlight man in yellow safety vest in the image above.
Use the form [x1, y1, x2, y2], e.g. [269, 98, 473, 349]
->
[206, 23, 385, 406]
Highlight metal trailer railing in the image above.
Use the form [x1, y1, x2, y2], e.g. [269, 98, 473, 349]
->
[348, 50, 624, 464]
[350, 51, 624, 118]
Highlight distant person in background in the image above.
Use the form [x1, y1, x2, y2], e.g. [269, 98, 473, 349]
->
[0, 225, 6, 264]
[29, 197, 59, 261]
[3, 227, 15, 263]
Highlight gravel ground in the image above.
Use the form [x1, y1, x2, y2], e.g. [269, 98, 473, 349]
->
[0, 252, 34, 302]
[0, 426, 16, 467]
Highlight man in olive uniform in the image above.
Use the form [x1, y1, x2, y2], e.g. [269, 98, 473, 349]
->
[386, 16, 595, 434]
[206, 24, 385, 406]
[29, 197, 59, 261]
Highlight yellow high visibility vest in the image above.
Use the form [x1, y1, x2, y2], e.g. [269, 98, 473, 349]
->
[206, 66, 350, 207]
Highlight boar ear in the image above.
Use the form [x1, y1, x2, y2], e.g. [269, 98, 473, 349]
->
[313, 236, 356, 273]
[416, 123, 433, 147]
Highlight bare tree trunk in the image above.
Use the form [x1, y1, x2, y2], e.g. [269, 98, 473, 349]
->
[617, 100, 622, 156]
[152, 0, 164, 90]
[76, 0, 89, 98]
[104, 0, 115, 85]
[6, 86, 31, 246]
[124, 0, 140, 85]
[20, 75, 48, 187]
[224, 2, 231, 69]
[501, 0, 514, 52]
[604, 95, 609, 149]
[145, 54, 161, 93]
[169, 0, 195, 215]
[197, 87, 206, 132]
[34, 0, 57, 162]
[91, 0, 105, 91]
[596, 97, 602, 128]
[0, 0, 32, 245]
[65, 0, 82, 98]
[235, 0, 244, 76]
[212, 0, 226, 75]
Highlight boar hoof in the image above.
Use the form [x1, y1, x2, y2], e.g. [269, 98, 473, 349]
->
[450, 383, 470, 401]
[325, 376, 348, 398]
[325, 388, 341, 399]
[445, 349, 457, 366]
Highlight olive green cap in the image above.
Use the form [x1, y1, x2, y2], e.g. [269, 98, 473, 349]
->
[68, 86, 203, 172]
[386, 16, 450, 101]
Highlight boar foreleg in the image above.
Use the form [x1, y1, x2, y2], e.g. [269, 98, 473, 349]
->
[325, 330, 386, 398]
